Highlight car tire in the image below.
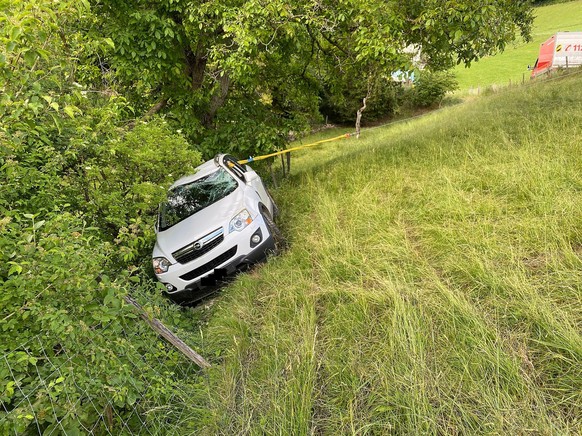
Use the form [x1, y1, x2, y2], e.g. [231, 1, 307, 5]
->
[261, 208, 286, 254]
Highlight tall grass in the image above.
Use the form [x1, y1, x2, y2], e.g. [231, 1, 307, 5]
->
[198, 75, 582, 434]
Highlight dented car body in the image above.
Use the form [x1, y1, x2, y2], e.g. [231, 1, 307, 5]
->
[152, 154, 280, 303]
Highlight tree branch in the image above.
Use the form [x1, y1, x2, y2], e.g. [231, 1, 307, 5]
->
[124, 295, 211, 369]
[144, 97, 169, 119]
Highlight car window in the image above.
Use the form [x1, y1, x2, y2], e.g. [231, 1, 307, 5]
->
[159, 168, 238, 231]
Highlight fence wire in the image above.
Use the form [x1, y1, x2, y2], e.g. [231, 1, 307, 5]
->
[0, 299, 209, 435]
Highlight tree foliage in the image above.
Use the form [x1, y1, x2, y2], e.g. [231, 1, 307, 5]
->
[1, 1, 203, 432]
[89, 0, 533, 156]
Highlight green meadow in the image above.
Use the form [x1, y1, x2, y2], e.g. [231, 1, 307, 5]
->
[454, 0, 582, 90]
[189, 73, 582, 433]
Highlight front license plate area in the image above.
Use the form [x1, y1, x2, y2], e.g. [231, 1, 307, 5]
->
[200, 268, 228, 287]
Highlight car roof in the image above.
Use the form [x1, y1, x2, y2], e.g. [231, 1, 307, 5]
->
[169, 157, 222, 189]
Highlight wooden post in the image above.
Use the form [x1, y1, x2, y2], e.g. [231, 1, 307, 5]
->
[280, 154, 286, 178]
[124, 295, 211, 369]
[268, 160, 278, 188]
[104, 404, 113, 430]
[286, 152, 291, 174]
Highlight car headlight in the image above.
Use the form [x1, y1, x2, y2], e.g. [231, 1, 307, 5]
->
[229, 209, 253, 233]
[153, 257, 171, 274]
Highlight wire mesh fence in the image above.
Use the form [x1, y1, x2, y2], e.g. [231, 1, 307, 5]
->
[0, 299, 210, 435]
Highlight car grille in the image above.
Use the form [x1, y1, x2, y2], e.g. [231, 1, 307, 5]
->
[179, 246, 238, 281]
[172, 228, 224, 264]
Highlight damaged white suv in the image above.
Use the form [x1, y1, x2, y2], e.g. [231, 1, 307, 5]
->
[152, 154, 282, 303]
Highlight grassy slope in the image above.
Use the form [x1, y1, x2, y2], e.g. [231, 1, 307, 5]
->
[454, 0, 582, 90]
[194, 74, 582, 434]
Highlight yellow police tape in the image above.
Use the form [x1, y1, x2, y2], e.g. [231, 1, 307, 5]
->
[238, 133, 354, 165]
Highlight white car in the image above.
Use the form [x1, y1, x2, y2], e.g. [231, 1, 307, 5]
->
[152, 154, 282, 303]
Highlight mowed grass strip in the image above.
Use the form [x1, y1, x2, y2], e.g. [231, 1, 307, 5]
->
[200, 75, 582, 434]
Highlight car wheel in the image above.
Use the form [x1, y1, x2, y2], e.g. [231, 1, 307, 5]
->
[261, 208, 286, 254]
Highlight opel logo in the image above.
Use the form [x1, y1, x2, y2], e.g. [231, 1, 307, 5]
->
[193, 242, 203, 250]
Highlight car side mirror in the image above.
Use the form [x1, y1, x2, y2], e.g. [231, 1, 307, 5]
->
[244, 172, 257, 184]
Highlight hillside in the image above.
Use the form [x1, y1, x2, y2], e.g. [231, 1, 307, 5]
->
[195, 74, 582, 433]
[454, 0, 582, 90]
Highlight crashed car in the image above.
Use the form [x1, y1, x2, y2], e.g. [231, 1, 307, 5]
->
[152, 154, 282, 303]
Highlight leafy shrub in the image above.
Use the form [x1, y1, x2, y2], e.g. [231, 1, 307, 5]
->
[79, 119, 202, 231]
[320, 77, 404, 124]
[0, 210, 126, 432]
[0, 209, 210, 433]
[408, 70, 459, 108]
[199, 96, 311, 161]
[0, 4, 208, 431]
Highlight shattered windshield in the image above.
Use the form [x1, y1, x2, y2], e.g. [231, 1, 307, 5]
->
[159, 168, 238, 231]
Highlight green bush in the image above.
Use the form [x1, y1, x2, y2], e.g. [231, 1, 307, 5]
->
[408, 70, 459, 108]
[0, 209, 210, 433]
[199, 96, 311, 161]
[0, 4, 208, 431]
[320, 77, 404, 124]
[78, 117, 202, 235]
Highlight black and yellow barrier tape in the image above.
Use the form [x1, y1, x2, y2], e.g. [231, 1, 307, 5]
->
[238, 132, 355, 165]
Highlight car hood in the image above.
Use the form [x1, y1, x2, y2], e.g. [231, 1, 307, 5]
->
[153, 188, 245, 260]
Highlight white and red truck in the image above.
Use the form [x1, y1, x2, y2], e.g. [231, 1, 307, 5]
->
[530, 32, 582, 78]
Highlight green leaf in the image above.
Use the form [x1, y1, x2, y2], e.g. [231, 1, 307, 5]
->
[127, 390, 137, 406]
[64, 106, 76, 119]
[10, 26, 22, 40]
[23, 50, 37, 67]
[8, 263, 22, 276]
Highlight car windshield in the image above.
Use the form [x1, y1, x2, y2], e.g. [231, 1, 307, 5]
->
[159, 168, 238, 231]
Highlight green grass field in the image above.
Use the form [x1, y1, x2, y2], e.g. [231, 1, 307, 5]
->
[455, 0, 582, 90]
[188, 73, 582, 434]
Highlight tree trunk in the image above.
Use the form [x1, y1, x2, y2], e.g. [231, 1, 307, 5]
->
[355, 97, 367, 139]
[202, 72, 231, 128]
[185, 45, 207, 91]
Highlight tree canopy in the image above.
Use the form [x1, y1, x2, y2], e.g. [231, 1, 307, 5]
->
[89, 0, 533, 157]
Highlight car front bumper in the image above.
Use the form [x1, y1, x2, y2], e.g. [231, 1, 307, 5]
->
[155, 215, 275, 300]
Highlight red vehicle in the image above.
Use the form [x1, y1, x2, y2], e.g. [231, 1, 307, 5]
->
[530, 32, 582, 78]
